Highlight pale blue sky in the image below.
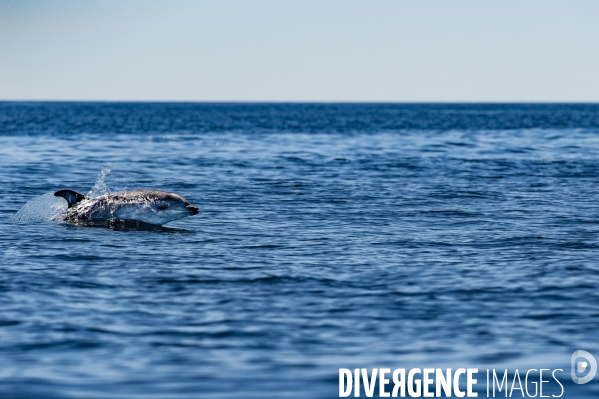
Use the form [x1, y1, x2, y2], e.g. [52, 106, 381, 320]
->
[1, 0, 598, 102]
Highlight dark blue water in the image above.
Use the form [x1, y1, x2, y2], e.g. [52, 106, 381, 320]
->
[1, 103, 599, 398]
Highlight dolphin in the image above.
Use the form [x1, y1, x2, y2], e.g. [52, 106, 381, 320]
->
[53, 189, 199, 226]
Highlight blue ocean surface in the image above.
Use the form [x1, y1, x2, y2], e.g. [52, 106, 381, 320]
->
[1, 103, 599, 398]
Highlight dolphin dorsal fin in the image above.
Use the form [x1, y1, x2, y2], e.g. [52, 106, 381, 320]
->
[54, 190, 86, 208]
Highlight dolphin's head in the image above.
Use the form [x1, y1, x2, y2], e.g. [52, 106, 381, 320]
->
[145, 191, 199, 224]
[107, 190, 200, 225]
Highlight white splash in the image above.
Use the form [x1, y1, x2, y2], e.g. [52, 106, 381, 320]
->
[87, 167, 112, 198]
[14, 167, 113, 222]
[13, 193, 68, 221]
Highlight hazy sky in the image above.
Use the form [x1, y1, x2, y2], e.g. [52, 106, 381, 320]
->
[1, 0, 598, 102]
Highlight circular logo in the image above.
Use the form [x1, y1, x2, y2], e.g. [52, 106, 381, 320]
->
[571, 350, 597, 384]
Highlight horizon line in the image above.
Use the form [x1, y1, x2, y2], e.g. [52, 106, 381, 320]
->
[2, 100, 599, 105]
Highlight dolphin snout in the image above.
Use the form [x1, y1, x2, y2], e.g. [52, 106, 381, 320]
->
[186, 205, 200, 215]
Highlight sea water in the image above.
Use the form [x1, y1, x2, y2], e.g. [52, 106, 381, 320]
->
[1, 103, 599, 398]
